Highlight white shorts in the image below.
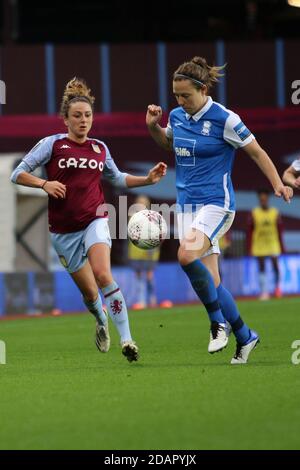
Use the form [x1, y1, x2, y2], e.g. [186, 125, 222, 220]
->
[51, 218, 111, 273]
[176, 205, 235, 258]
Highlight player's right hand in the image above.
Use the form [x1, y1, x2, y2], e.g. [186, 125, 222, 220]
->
[146, 104, 163, 128]
[274, 185, 293, 203]
[42, 181, 66, 199]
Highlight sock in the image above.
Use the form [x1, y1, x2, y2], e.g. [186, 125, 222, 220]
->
[84, 294, 107, 326]
[182, 260, 225, 324]
[136, 275, 146, 305]
[259, 272, 267, 295]
[217, 284, 251, 344]
[102, 281, 132, 342]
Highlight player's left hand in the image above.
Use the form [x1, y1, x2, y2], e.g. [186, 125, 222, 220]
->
[274, 185, 293, 203]
[147, 162, 167, 184]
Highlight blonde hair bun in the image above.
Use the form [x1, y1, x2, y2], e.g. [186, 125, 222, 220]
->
[60, 77, 95, 117]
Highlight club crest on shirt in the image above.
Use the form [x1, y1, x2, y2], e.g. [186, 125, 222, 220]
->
[92, 144, 101, 154]
[201, 120, 212, 136]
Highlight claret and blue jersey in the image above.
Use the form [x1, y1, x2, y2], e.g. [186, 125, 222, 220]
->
[166, 96, 254, 212]
[11, 133, 128, 233]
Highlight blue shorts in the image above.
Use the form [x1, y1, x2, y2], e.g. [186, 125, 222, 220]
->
[51, 218, 111, 273]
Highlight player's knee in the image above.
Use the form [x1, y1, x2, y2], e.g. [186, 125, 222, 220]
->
[177, 245, 196, 266]
[94, 269, 113, 288]
[82, 289, 99, 303]
[212, 272, 221, 287]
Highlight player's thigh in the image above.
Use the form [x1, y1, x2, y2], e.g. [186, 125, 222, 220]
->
[51, 230, 87, 274]
[178, 229, 211, 264]
[192, 204, 235, 246]
[177, 206, 234, 264]
[201, 253, 221, 287]
[87, 243, 113, 288]
[70, 261, 99, 301]
[84, 218, 113, 287]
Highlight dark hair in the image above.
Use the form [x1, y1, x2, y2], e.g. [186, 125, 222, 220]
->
[60, 77, 95, 118]
[257, 188, 270, 196]
[173, 56, 225, 92]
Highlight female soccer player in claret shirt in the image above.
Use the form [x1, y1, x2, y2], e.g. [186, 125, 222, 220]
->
[11, 78, 167, 362]
[146, 56, 293, 364]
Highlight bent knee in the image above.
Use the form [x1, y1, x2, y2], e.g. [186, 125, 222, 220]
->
[82, 288, 99, 303]
[177, 245, 197, 266]
[93, 270, 113, 288]
[211, 271, 221, 287]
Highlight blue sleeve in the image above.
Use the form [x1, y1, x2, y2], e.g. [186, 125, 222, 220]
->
[11, 161, 33, 183]
[102, 144, 128, 187]
[21, 135, 58, 171]
[10, 134, 62, 184]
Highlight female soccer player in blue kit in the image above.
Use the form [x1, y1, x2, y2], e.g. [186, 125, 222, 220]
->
[146, 56, 293, 364]
[11, 78, 167, 362]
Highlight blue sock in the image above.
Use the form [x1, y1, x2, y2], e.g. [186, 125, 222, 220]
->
[182, 260, 225, 324]
[84, 294, 107, 326]
[217, 284, 251, 344]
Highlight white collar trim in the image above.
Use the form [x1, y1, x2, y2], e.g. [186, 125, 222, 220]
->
[185, 96, 213, 121]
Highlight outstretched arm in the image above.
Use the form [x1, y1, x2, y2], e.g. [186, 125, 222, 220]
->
[243, 140, 293, 203]
[103, 145, 167, 188]
[146, 105, 173, 151]
[282, 165, 300, 189]
[125, 162, 167, 188]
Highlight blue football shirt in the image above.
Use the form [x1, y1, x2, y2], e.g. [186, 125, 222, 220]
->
[166, 96, 254, 212]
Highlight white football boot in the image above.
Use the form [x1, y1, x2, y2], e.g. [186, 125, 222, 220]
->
[231, 331, 260, 364]
[95, 320, 110, 353]
[121, 341, 139, 362]
[208, 322, 228, 353]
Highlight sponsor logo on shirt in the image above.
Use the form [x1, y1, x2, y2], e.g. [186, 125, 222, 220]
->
[175, 147, 191, 157]
[233, 121, 251, 141]
[58, 157, 104, 171]
[60, 144, 71, 149]
[201, 120, 212, 136]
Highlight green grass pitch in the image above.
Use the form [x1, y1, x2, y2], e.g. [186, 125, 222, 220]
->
[1, 298, 300, 450]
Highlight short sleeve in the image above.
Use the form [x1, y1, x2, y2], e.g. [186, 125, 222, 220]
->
[292, 159, 300, 172]
[22, 135, 58, 171]
[165, 117, 173, 139]
[224, 111, 254, 148]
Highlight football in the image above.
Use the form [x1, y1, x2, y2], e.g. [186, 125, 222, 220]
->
[128, 210, 168, 250]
